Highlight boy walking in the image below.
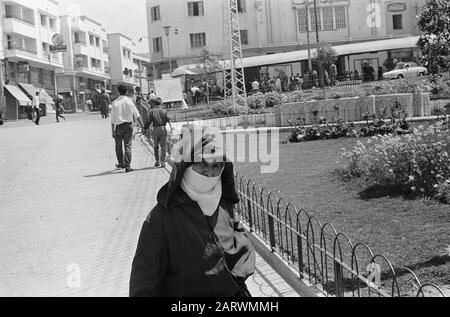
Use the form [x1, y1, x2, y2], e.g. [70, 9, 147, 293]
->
[143, 98, 173, 168]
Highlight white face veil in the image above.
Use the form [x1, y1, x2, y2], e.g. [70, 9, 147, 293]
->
[181, 166, 224, 216]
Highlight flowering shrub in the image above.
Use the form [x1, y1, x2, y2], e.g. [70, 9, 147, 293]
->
[342, 119, 450, 203]
[288, 121, 358, 143]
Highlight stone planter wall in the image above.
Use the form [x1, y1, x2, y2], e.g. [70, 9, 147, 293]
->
[274, 93, 431, 127]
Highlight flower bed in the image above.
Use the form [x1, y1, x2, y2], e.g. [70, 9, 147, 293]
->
[341, 118, 450, 204]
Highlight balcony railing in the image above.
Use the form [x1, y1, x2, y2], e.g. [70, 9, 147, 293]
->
[5, 14, 35, 26]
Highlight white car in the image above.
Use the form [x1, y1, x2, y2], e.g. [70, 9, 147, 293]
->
[383, 62, 428, 80]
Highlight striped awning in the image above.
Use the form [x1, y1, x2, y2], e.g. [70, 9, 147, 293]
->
[4, 85, 31, 106]
[39, 89, 55, 105]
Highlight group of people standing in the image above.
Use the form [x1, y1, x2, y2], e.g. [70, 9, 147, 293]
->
[110, 85, 173, 173]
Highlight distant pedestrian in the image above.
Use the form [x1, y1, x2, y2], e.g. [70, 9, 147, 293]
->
[312, 70, 319, 88]
[275, 77, 282, 93]
[26, 102, 34, 123]
[143, 98, 173, 168]
[86, 99, 93, 112]
[251, 79, 260, 93]
[55, 96, 66, 122]
[33, 92, 41, 126]
[330, 63, 337, 87]
[100, 89, 111, 119]
[378, 66, 384, 81]
[148, 90, 157, 102]
[191, 85, 201, 105]
[111, 85, 145, 173]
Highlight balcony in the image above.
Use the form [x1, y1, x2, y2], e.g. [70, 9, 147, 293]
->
[73, 43, 89, 56]
[3, 18, 37, 38]
[74, 65, 110, 80]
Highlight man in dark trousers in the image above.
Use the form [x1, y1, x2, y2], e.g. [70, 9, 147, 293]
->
[32, 92, 41, 125]
[111, 85, 144, 173]
[54, 96, 66, 122]
[144, 98, 173, 168]
[100, 88, 111, 119]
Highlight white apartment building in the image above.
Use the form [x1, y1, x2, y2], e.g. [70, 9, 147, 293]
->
[107, 33, 137, 97]
[57, 15, 110, 112]
[147, 0, 425, 82]
[132, 53, 152, 95]
[1, 0, 64, 120]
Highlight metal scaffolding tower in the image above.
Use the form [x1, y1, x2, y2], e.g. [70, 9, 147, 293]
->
[223, 0, 247, 108]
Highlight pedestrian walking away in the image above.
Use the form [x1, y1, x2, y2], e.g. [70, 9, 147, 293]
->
[100, 89, 111, 119]
[130, 125, 256, 297]
[111, 85, 145, 173]
[26, 102, 34, 123]
[33, 92, 41, 125]
[143, 98, 173, 168]
[55, 96, 66, 123]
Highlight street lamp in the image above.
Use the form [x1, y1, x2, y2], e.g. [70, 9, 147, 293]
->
[163, 26, 172, 76]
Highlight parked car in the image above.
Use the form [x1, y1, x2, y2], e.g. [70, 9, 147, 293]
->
[383, 62, 428, 80]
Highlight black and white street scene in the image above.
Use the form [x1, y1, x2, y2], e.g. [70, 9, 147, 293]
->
[0, 0, 449, 301]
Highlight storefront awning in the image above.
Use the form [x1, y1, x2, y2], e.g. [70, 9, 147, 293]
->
[172, 36, 421, 75]
[18, 83, 38, 98]
[4, 85, 31, 106]
[39, 89, 55, 105]
[18, 83, 51, 104]
[333, 36, 420, 56]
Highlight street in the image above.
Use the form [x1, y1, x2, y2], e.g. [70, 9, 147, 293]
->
[0, 114, 297, 297]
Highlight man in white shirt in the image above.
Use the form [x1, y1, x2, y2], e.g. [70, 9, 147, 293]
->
[111, 85, 145, 173]
[251, 79, 260, 93]
[33, 92, 41, 125]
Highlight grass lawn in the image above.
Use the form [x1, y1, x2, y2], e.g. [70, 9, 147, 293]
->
[235, 134, 450, 290]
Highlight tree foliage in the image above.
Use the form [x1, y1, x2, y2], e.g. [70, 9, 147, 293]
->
[417, 0, 450, 74]
[196, 49, 222, 75]
[313, 42, 338, 71]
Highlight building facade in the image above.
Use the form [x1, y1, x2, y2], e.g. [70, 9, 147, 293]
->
[56, 15, 110, 112]
[107, 33, 137, 97]
[132, 53, 152, 95]
[1, 0, 64, 120]
[146, 0, 425, 81]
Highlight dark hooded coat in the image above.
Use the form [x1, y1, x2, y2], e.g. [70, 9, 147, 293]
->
[129, 131, 256, 297]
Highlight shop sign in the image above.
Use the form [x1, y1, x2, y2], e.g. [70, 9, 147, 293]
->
[50, 33, 67, 53]
[388, 3, 407, 12]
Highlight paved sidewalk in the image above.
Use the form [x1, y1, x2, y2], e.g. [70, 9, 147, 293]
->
[0, 114, 298, 297]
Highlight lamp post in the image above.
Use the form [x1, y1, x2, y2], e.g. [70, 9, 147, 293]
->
[163, 26, 172, 76]
[312, 0, 325, 89]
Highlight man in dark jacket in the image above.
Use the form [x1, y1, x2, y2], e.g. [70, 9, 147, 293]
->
[100, 89, 111, 119]
[130, 126, 256, 297]
[143, 98, 173, 168]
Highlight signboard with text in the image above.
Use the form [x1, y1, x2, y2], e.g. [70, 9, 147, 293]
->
[50, 45, 67, 53]
[154, 78, 184, 103]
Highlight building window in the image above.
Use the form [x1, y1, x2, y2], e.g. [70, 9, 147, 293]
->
[335, 6, 346, 29]
[49, 18, 55, 30]
[188, 1, 204, 16]
[41, 14, 47, 27]
[323, 7, 334, 30]
[297, 8, 307, 33]
[95, 37, 100, 47]
[74, 32, 81, 44]
[42, 42, 50, 55]
[90, 35, 95, 46]
[240, 30, 248, 45]
[190, 33, 206, 48]
[151, 5, 161, 21]
[393, 14, 403, 30]
[153, 37, 163, 53]
[309, 8, 321, 31]
[237, 0, 246, 13]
